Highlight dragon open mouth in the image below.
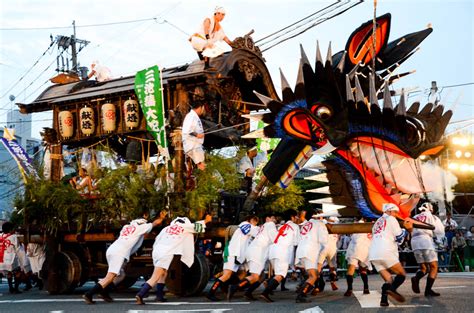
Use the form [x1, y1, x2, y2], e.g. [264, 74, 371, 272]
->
[335, 136, 446, 218]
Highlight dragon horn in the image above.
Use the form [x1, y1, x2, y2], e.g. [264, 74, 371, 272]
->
[354, 75, 365, 103]
[316, 40, 323, 65]
[345, 75, 355, 102]
[336, 51, 347, 73]
[369, 73, 378, 106]
[326, 41, 332, 65]
[397, 89, 407, 115]
[383, 83, 393, 109]
[253, 91, 274, 107]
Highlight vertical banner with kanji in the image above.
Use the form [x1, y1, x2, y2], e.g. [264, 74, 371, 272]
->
[134, 65, 169, 157]
[1, 136, 38, 182]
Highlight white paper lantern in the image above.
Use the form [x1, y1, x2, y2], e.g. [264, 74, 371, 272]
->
[80, 107, 95, 136]
[58, 110, 74, 139]
[124, 98, 140, 129]
[101, 103, 116, 133]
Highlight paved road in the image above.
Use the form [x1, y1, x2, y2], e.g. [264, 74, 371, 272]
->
[0, 272, 473, 313]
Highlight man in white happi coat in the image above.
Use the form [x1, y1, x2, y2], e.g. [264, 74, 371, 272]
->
[0, 222, 28, 294]
[260, 209, 300, 302]
[182, 101, 206, 170]
[87, 60, 112, 82]
[189, 6, 233, 69]
[136, 214, 212, 305]
[83, 211, 167, 304]
[316, 216, 340, 292]
[206, 215, 259, 301]
[410, 202, 445, 297]
[369, 203, 413, 307]
[294, 209, 328, 303]
[26, 242, 46, 290]
[228, 213, 277, 301]
[344, 218, 373, 297]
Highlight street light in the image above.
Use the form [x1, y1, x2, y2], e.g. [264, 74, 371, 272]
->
[446, 134, 474, 173]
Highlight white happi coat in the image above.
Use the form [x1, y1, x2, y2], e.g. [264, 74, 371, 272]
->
[320, 231, 339, 260]
[269, 220, 300, 264]
[182, 110, 204, 154]
[190, 16, 227, 52]
[245, 221, 278, 266]
[27, 243, 46, 274]
[346, 232, 372, 265]
[0, 233, 26, 272]
[106, 218, 153, 261]
[152, 217, 206, 268]
[369, 213, 406, 261]
[295, 219, 329, 264]
[411, 210, 445, 251]
[227, 221, 259, 264]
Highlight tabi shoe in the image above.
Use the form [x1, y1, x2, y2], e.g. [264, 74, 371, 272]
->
[425, 289, 441, 297]
[380, 294, 389, 307]
[99, 293, 113, 303]
[135, 295, 145, 305]
[227, 284, 239, 301]
[387, 289, 406, 303]
[244, 291, 257, 301]
[259, 292, 274, 303]
[82, 294, 95, 305]
[296, 293, 311, 303]
[206, 293, 221, 302]
[411, 276, 420, 294]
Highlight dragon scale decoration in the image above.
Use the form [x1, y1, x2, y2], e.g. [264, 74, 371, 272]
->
[246, 13, 455, 222]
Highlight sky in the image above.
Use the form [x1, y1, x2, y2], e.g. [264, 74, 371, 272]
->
[0, 0, 473, 140]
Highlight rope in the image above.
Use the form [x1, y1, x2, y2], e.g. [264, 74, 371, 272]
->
[203, 122, 249, 135]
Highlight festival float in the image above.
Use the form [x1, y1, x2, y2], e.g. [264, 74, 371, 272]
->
[11, 11, 454, 295]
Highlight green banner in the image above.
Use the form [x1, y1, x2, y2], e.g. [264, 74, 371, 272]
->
[134, 66, 168, 152]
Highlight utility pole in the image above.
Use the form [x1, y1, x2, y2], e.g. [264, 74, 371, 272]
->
[54, 21, 89, 75]
[71, 20, 78, 73]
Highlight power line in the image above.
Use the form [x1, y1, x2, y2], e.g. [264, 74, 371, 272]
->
[256, 1, 341, 44]
[0, 17, 158, 31]
[0, 39, 55, 101]
[0, 48, 67, 115]
[260, 1, 363, 52]
[441, 82, 474, 89]
[1, 1, 183, 32]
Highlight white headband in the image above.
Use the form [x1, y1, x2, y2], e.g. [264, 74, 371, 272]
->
[215, 6, 226, 14]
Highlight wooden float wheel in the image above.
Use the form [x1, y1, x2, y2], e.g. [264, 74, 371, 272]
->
[46, 251, 82, 294]
[166, 253, 210, 296]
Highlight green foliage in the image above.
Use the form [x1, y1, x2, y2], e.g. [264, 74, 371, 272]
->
[12, 177, 86, 235]
[259, 182, 305, 213]
[184, 154, 240, 219]
[12, 165, 168, 233]
[95, 166, 167, 224]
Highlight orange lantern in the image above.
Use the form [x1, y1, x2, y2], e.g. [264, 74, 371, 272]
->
[80, 107, 95, 136]
[58, 110, 73, 139]
[101, 103, 116, 133]
[124, 98, 139, 129]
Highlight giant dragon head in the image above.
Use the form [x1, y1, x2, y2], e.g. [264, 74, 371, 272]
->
[252, 14, 453, 219]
